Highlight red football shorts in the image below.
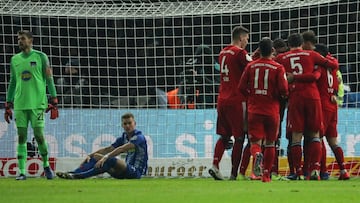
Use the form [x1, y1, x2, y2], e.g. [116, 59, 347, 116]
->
[248, 113, 280, 143]
[288, 97, 323, 133]
[322, 109, 338, 138]
[216, 100, 246, 138]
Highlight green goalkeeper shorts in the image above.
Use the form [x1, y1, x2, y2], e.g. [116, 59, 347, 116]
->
[14, 109, 45, 128]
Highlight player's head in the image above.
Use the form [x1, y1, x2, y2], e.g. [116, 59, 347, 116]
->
[258, 37, 273, 58]
[314, 43, 328, 57]
[287, 33, 303, 49]
[121, 113, 136, 134]
[17, 30, 33, 51]
[232, 26, 250, 49]
[273, 38, 288, 56]
[302, 30, 317, 50]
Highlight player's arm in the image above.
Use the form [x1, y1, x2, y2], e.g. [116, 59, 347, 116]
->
[313, 51, 338, 70]
[42, 53, 59, 119]
[95, 142, 135, 168]
[288, 70, 321, 83]
[238, 65, 250, 96]
[277, 66, 289, 98]
[4, 59, 16, 123]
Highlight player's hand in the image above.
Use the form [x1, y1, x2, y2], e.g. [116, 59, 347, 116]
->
[95, 155, 108, 168]
[80, 155, 91, 165]
[286, 72, 294, 83]
[330, 95, 337, 104]
[45, 97, 59, 119]
[4, 102, 13, 124]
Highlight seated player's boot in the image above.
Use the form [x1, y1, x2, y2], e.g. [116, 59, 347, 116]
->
[320, 171, 330, 180]
[262, 171, 271, 183]
[208, 165, 224, 180]
[15, 174, 27, 181]
[44, 167, 54, 180]
[287, 173, 304, 180]
[338, 170, 350, 180]
[249, 172, 262, 180]
[310, 170, 320, 181]
[56, 171, 75, 179]
[253, 153, 263, 177]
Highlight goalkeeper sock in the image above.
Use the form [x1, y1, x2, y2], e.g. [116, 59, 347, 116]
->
[239, 144, 251, 175]
[37, 142, 49, 168]
[212, 138, 225, 168]
[332, 145, 345, 170]
[17, 143, 27, 175]
[74, 157, 117, 179]
[231, 139, 243, 177]
[72, 157, 98, 173]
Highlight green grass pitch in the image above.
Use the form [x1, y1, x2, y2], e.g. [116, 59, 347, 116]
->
[0, 177, 359, 203]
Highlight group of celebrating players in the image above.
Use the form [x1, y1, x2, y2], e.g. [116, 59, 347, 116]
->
[209, 26, 350, 182]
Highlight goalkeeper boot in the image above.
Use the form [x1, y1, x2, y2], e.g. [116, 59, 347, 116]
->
[253, 153, 263, 177]
[208, 165, 224, 180]
[44, 167, 54, 180]
[15, 174, 27, 181]
[338, 170, 350, 180]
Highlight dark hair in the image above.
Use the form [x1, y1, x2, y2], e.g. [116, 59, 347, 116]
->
[232, 26, 249, 41]
[121, 112, 135, 120]
[287, 33, 303, 48]
[273, 38, 287, 50]
[314, 43, 328, 57]
[17, 30, 33, 39]
[258, 37, 273, 57]
[302, 30, 317, 45]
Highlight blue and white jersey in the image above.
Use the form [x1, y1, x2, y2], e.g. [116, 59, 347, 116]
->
[111, 129, 148, 175]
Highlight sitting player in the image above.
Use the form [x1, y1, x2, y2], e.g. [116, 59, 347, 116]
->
[56, 113, 148, 179]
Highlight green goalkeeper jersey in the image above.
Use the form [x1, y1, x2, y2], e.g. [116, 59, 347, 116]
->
[7, 49, 50, 110]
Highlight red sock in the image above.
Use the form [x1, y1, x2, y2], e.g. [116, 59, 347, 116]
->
[264, 146, 275, 174]
[213, 138, 225, 168]
[309, 139, 322, 172]
[272, 149, 279, 174]
[320, 139, 327, 173]
[303, 141, 310, 175]
[250, 143, 262, 158]
[291, 144, 302, 175]
[332, 146, 345, 170]
[239, 144, 251, 175]
[287, 143, 295, 174]
[231, 140, 244, 177]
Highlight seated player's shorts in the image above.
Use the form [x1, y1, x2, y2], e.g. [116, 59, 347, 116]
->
[216, 99, 246, 138]
[288, 97, 322, 133]
[322, 109, 338, 138]
[248, 113, 279, 142]
[111, 164, 142, 179]
[14, 109, 45, 128]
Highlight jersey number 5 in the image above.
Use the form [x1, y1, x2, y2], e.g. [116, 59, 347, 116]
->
[290, 57, 303, 75]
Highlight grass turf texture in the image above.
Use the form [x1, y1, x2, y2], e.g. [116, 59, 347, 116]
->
[0, 177, 359, 203]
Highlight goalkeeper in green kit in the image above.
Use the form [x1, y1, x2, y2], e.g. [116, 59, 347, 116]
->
[4, 30, 59, 180]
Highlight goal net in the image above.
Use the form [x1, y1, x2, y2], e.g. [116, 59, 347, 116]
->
[0, 0, 359, 178]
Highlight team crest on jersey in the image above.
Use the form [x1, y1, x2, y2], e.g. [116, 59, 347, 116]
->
[21, 70, 32, 81]
[30, 61, 37, 67]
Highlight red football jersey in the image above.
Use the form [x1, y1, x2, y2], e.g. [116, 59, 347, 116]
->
[275, 49, 338, 99]
[317, 55, 339, 112]
[217, 45, 252, 102]
[238, 58, 288, 116]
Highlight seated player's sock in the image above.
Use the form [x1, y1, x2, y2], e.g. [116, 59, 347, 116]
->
[17, 143, 27, 175]
[239, 144, 251, 175]
[37, 141, 49, 168]
[332, 145, 345, 170]
[212, 138, 226, 169]
[72, 157, 98, 173]
[73, 157, 117, 179]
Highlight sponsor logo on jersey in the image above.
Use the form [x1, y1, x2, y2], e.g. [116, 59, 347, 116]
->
[21, 70, 32, 81]
[30, 61, 37, 67]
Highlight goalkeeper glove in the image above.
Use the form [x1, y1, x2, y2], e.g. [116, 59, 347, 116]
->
[4, 102, 13, 124]
[46, 97, 59, 119]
